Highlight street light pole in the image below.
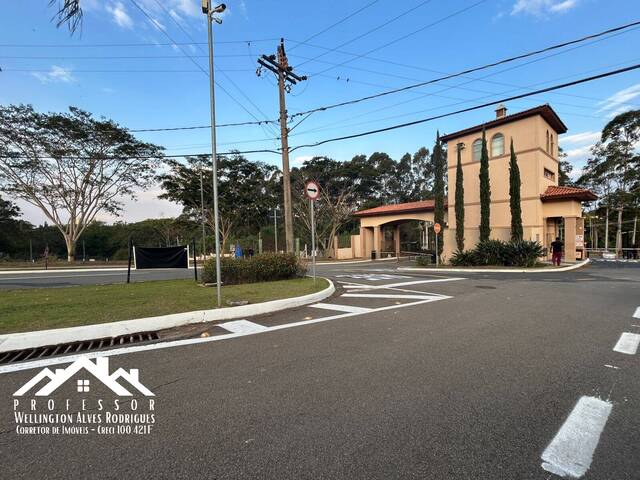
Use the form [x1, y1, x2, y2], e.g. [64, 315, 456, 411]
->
[203, 0, 226, 307]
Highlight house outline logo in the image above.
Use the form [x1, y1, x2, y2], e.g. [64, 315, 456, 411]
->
[13, 357, 154, 397]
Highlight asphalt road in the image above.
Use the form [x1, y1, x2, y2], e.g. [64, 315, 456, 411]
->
[1, 261, 639, 479]
[0, 267, 200, 289]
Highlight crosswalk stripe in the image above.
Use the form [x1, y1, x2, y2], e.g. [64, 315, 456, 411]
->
[613, 332, 640, 355]
[217, 320, 268, 334]
[633, 306, 640, 319]
[342, 293, 440, 300]
[541, 396, 613, 478]
[309, 303, 372, 314]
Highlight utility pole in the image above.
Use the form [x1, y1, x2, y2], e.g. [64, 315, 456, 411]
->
[257, 39, 307, 253]
[199, 163, 207, 261]
[273, 207, 279, 252]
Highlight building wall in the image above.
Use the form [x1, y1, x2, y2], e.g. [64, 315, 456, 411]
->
[443, 113, 566, 259]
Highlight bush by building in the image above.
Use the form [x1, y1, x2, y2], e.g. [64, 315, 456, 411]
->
[451, 240, 544, 267]
[202, 253, 307, 285]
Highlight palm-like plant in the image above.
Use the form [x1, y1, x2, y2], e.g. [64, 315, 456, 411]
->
[49, 0, 83, 34]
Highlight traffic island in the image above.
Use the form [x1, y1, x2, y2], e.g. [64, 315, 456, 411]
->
[0, 277, 333, 353]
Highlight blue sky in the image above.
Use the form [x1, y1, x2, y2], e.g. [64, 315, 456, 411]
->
[2, 0, 640, 223]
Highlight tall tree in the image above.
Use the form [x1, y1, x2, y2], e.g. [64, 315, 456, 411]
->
[432, 132, 445, 256]
[455, 143, 465, 251]
[159, 153, 279, 254]
[558, 147, 573, 186]
[0, 105, 163, 261]
[509, 138, 523, 241]
[479, 128, 491, 242]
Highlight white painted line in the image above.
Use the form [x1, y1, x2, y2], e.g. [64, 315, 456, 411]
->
[217, 320, 268, 334]
[310, 303, 372, 314]
[343, 277, 465, 290]
[604, 364, 620, 370]
[0, 295, 452, 374]
[633, 306, 640, 319]
[342, 293, 439, 300]
[612, 332, 640, 355]
[541, 396, 613, 479]
[631, 325, 640, 328]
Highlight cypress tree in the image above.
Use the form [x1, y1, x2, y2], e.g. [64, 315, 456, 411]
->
[433, 132, 445, 256]
[509, 138, 523, 241]
[455, 143, 465, 251]
[479, 128, 491, 242]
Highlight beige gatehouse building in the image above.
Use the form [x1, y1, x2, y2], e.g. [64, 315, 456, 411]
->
[342, 104, 597, 263]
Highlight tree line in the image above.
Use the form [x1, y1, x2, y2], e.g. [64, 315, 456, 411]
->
[1, 103, 638, 262]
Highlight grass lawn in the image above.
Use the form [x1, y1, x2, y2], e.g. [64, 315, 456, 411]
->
[0, 277, 328, 334]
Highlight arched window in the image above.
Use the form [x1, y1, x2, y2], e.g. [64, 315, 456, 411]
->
[491, 133, 504, 157]
[546, 130, 550, 153]
[472, 138, 482, 161]
[550, 134, 555, 157]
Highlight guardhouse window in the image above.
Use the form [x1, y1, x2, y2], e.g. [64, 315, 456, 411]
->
[491, 133, 504, 157]
[472, 138, 482, 161]
[546, 130, 550, 153]
[544, 168, 555, 181]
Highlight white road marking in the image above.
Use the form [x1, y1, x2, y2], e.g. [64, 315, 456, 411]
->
[217, 320, 268, 334]
[343, 277, 465, 290]
[604, 364, 620, 370]
[612, 332, 640, 355]
[342, 293, 440, 300]
[541, 396, 613, 479]
[633, 306, 640, 319]
[0, 292, 453, 374]
[336, 273, 411, 281]
[310, 303, 372, 314]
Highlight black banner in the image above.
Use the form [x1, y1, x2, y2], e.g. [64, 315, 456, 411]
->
[134, 246, 188, 269]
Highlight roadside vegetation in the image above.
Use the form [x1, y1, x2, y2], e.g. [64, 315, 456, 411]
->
[450, 240, 545, 267]
[203, 253, 306, 285]
[0, 277, 327, 334]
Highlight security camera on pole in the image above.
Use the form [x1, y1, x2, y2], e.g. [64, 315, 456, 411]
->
[202, 0, 226, 307]
[304, 180, 320, 283]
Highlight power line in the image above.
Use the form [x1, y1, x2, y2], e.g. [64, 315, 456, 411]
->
[0, 39, 278, 48]
[5, 68, 253, 73]
[303, 0, 487, 76]
[289, 0, 381, 51]
[0, 149, 281, 160]
[288, 19, 640, 119]
[294, 0, 435, 69]
[0, 54, 255, 59]
[287, 63, 640, 152]
[127, 0, 275, 134]
[129, 119, 278, 132]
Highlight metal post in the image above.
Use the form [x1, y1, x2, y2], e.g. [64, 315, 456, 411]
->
[206, 6, 222, 307]
[199, 165, 207, 261]
[274, 207, 278, 253]
[310, 199, 316, 283]
[126, 237, 132, 284]
[435, 232, 439, 267]
[193, 239, 198, 282]
[82, 239, 86, 262]
[29, 239, 33, 263]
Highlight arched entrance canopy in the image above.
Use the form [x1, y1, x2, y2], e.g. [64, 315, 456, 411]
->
[354, 200, 445, 258]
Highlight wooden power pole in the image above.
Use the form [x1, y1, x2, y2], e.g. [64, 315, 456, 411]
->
[258, 38, 307, 253]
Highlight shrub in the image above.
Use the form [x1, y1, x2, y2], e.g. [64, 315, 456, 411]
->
[503, 240, 544, 267]
[473, 239, 508, 266]
[450, 250, 476, 266]
[448, 240, 543, 267]
[202, 253, 306, 285]
[416, 254, 433, 266]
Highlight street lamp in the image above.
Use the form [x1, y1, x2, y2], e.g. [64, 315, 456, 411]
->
[202, 0, 225, 307]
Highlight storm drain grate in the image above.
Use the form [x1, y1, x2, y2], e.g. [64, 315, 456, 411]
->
[0, 332, 160, 365]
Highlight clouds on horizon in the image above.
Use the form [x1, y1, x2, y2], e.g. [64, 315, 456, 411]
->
[31, 65, 76, 84]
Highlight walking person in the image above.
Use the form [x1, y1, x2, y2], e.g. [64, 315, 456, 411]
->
[550, 237, 564, 266]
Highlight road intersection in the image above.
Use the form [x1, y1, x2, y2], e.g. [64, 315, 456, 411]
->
[1, 261, 639, 479]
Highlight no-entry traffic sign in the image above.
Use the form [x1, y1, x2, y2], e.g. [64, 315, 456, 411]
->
[304, 180, 320, 201]
[433, 222, 441, 234]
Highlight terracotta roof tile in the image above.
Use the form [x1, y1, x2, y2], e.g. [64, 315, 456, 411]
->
[354, 200, 439, 217]
[540, 185, 598, 202]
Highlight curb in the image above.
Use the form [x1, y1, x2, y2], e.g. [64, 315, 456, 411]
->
[0, 278, 335, 354]
[398, 258, 590, 274]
